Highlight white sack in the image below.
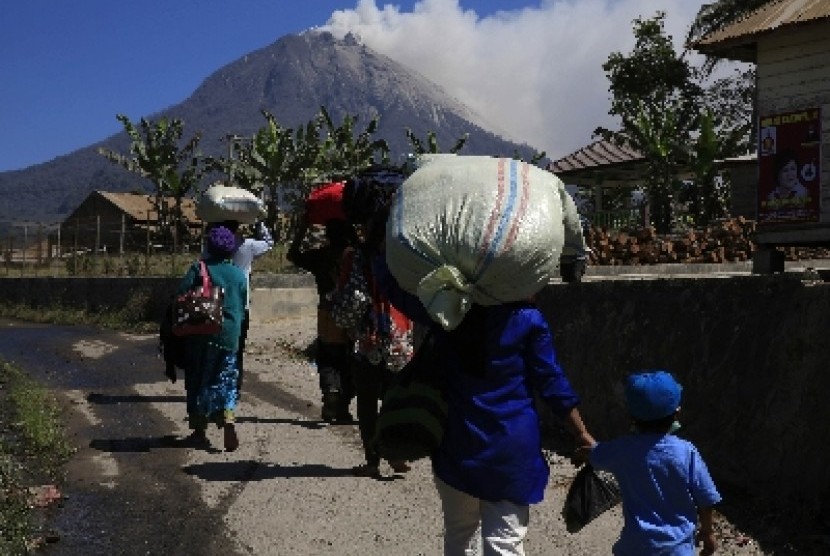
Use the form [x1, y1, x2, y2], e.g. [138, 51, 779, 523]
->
[386, 154, 586, 330]
[196, 185, 265, 224]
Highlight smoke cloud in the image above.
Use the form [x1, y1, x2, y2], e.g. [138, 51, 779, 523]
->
[322, 0, 712, 160]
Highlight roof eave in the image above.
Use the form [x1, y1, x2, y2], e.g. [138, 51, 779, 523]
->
[694, 40, 757, 64]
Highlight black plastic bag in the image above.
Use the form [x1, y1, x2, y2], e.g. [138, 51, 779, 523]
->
[159, 300, 187, 383]
[562, 464, 622, 533]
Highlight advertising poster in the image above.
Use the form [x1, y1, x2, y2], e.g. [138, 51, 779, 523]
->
[757, 107, 822, 224]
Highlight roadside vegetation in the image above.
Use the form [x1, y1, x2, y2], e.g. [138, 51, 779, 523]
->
[0, 361, 72, 554]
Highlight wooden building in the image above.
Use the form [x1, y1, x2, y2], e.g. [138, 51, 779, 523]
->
[60, 191, 201, 253]
[694, 0, 830, 259]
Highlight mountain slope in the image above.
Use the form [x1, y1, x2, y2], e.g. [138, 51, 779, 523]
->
[0, 31, 540, 228]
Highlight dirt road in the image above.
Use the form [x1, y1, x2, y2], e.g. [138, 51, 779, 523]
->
[0, 316, 771, 555]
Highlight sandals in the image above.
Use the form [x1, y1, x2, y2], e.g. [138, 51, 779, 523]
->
[351, 464, 381, 478]
[223, 423, 239, 452]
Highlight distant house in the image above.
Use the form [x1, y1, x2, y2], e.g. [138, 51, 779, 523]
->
[60, 191, 202, 253]
[693, 0, 830, 253]
[549, 138, 758, 218]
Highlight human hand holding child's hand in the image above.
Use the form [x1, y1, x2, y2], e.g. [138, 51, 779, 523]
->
[696, 528, 716, 555]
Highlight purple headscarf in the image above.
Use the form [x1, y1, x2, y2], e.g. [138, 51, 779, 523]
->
[206, 225, 237, 258]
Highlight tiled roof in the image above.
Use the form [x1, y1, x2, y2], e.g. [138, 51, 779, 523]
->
[547, 139, 647, 186]
[694, 0, 830, 61]
[98, 191, 199, 222]
[549, 139, 643, 173]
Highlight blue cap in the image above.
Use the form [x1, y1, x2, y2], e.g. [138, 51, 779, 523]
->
[625, 370, 682, 421]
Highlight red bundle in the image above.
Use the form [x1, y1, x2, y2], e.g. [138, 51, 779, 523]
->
[306, 181, 346, 224]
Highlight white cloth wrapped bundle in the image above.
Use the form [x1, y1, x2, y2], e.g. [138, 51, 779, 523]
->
[197, 184, 266, 224]
[386, 154, 586, 330]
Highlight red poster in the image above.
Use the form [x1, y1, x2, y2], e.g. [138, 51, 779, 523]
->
[757, 108, 821, 224]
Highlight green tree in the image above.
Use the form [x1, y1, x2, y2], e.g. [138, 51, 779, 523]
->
[98, 115, 205, 249]
[595, 13, 701, 233]
[688, 2, 763, 154]
[404, 128, 468, 155]
[317, 106, 390, 179]
[686, 0, 771, 72]
[235, 110, 305, 227]
[685, 109, 725, 225]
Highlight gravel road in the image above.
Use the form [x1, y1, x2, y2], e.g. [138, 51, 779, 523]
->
[0, 314, 778, 555]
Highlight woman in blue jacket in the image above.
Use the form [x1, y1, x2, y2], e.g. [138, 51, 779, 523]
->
[433, 302, 593, 555]
[374, 257, 594, 555]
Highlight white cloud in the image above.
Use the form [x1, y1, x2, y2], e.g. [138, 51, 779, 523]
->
[323, 0, 712, 160]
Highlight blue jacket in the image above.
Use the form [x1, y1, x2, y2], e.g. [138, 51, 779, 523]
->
[431, 303, 581, 505]
[374, 254, 581, 503]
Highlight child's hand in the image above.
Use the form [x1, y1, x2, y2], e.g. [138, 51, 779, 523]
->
[696, 528, 716, 555]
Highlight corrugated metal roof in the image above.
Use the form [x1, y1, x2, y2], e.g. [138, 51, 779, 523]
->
[695, 0, 830, 52]
[549, 139, 643, 173]
[99, 191, 199, 222]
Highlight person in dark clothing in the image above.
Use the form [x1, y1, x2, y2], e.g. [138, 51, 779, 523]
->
[336, 166, 414, 477]
[287, 213, 355, 422]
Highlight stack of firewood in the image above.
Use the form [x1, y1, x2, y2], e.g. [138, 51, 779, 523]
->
[585, 217, 830, 266]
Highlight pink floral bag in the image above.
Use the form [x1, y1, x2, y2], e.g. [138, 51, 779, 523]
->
[172, 261, 224, 336]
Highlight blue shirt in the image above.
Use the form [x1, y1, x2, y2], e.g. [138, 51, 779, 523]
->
[430, 303, 581, 505]
[591, 433, 722, 556]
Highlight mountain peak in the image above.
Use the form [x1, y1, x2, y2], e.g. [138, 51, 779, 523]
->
[0, 31, 539, 227]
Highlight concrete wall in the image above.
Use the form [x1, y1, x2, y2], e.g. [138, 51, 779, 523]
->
[535, 274, 830, 513]
[0, 273, 317, 323]
[1, 270, 827, 512]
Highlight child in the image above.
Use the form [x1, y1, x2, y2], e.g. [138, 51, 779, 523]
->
[579, 370, 721, 556]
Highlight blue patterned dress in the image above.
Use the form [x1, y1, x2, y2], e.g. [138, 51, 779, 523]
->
[176, 256, 247, 430]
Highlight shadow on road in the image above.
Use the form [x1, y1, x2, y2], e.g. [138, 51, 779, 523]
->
[89, 434, 221, 453]
[182, 460, 362, 482]
[87, 392, 186, 404]
[235, 415, 331, 430]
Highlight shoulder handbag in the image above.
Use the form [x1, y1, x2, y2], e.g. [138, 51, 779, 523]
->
[171, 260, 225, 337]
[329, 248, 371, 331]
[373, 332, 447, 462]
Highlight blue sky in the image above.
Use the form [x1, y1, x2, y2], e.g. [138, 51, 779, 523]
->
[0, 0, 713, 172]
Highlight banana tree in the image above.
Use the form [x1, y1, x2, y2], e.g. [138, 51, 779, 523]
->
[98, 114, 205, 249]
[317, 106, 390, 179]
[404, 128, 468, 155]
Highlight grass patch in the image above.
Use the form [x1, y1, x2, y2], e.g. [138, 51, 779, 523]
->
[0, 297, 158, 334]
[0, 361, 72, 554]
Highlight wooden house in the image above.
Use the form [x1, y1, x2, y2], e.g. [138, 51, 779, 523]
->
[60, 191, 201, 253]
[694, 0, 830, 270]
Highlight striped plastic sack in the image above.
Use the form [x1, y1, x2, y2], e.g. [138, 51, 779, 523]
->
[386, 154, 585, 330]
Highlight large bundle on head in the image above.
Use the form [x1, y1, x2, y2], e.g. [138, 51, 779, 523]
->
[386, 154, 586, 330]
[196, 184, 265, 224]
[306, 181, 346, 225]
